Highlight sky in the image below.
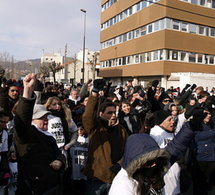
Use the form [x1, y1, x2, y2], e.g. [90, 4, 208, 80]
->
[0, 0, 101, 61]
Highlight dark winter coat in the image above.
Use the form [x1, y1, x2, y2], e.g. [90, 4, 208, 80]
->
[14, 96, 65, 195]
[118, 109, 141, 135]
[194, 117, 215, 161]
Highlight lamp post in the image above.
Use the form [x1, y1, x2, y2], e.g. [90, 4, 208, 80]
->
[80, 8, 86, 83]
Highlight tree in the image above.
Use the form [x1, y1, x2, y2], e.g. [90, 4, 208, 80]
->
[88, 51, 99, 80]
[39, 61, 62, 82]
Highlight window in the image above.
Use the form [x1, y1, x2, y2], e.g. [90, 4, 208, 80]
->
[122, 57, 126, 65]
[200, 0, 206, 5]
[165, 18, 171, 29]
[126, 56, 130, 64]
[141, 26, 147, 36]
[181, 22, 188, 32]
[197, 54, 203, 63]
[211, 28, 215, 37]
[137, 2, 141, 11]
[119, 35, 122, 43]
[148, 24, 153, 33]
[154, 21, 159, 31]
[113, 59, 116, 66]
[123, 10, 128, 19]
[141, 0, 147, 8]
[110, 18, 113, 26]
[135, 29, 140, 38]
[119, 58, 122, 66]
[160, 19, 165, 29]
[123, 34, 127, 42]
[206, 27, 209, 36]
[128, 8, 132, 16]
[172, 51, 178, 60]
[147, 52, 152, 61]
[191, 0, 198, 4]
[181, 52, 187, 61]
[173, 20, 180, 30]
[160, 50, 165, 60]
[209, 55, 214, 64]
[128, 32, 133, 40]
[190, 24, 197, 34]
[199, 26, 205, 35]
[119, 13, 123, 21]
[189, 53, 196, 63]
[167, 50, 170, 60]
[135, 55, 140, 63]
[153, 51, 159, 60]
[212, 0, 215, 8]
[140, 53, 145, 62]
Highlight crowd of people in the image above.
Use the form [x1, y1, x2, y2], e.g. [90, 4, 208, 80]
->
[0, 73, 214, 195]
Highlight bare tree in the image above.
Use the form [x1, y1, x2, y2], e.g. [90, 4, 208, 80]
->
[39, 61, 62, 82]
[88, 51, 99, 80]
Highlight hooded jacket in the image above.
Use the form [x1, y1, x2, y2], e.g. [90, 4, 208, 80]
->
[109, 124, 194, 195]
[109, 134, 169, 195]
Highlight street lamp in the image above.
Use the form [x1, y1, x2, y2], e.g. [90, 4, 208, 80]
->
[80, 8, 86, 83]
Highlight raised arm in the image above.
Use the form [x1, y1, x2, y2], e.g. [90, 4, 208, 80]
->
[15, 74, 36, 137]
[82, 92, 98, 134]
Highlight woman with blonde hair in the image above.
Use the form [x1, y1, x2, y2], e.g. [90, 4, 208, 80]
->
[44, 97, 71, 150]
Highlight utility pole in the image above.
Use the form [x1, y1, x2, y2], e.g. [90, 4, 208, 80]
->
[80, 9, 87, 83]
[73, 53, 77, 85]
[92, 52, 98, 80]
[64, 43, 68, 82]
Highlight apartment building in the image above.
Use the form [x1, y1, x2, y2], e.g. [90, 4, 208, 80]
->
[100, 0, 215, 88]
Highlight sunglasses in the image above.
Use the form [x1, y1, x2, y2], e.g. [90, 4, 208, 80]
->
[10, 90, 19, 92]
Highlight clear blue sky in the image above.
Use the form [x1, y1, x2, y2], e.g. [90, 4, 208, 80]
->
[0, 0, 101, 61]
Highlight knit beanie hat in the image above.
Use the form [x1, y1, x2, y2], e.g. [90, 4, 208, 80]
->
[153, 110, 171, 125]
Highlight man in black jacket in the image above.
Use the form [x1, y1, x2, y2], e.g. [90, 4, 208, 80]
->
[14, 73, 65, 195]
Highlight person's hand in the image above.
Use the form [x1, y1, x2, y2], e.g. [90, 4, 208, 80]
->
[190, 84, 197, 91]
[189, 109, 208, 131]
[64, 144, 70, 151]
[184, 84, 191, 90]
[92, 79, 106, 93]
[133, 93, 143, 100]
[50, 160, 62, 170]
[23, 73, 36, 98]
[185, 104, 198, 119]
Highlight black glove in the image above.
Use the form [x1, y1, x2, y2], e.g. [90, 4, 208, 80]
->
[185, 104, 198, 119]
[189, 108, 208, 131]
[92, 79, 106, 93]
[190, 84, 197, 91]
[184, 84, 191, 90]
[152, 80, 159, 88]
[109, 163, 121, 175]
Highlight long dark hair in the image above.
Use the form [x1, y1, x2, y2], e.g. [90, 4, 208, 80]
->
[132, 158, 165, 195]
